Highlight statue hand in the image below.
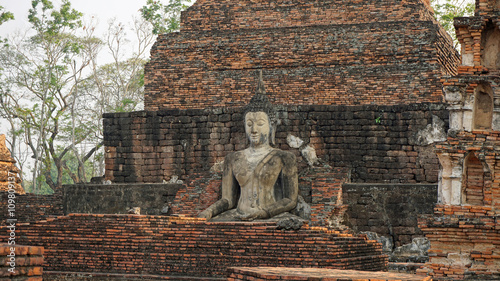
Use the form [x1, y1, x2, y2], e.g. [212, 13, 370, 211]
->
[238, 209, 268, 221]
[198, 209, 213, 220]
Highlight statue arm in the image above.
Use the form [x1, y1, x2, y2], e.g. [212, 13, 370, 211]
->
[198, 154, 238, 220]
[262, 152, 299, 218]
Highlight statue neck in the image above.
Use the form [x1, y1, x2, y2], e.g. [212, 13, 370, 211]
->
[245, 144, 273, 169]
[248, 143, 272, 154]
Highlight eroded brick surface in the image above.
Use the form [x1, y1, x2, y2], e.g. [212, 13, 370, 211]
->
[0, 192, 63, 226]
[0, 134, 24, 195]
[0, 244, 44, 280]
[144, 0, 458, 110]
[419, 205, 500, 280]
[0, 215, 387, 278]
[343, 184, 437, 247]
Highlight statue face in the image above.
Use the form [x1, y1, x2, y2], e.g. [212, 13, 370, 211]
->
[245, 111, 270, 147]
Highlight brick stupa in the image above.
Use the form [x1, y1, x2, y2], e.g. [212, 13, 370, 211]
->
[104, 0, 460, 185]
[0, 134, 25, 194]
[145, 0, 459, 110]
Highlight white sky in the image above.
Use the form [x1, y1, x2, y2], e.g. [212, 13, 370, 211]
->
[1, 0, 147, 38]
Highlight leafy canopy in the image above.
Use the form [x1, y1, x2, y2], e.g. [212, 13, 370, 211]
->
[0, 5, 14, 25]
[141, 0, 191, 34]
[431, 0, 475, 47]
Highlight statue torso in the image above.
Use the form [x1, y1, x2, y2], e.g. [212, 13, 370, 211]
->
[230, 148, 286, 214]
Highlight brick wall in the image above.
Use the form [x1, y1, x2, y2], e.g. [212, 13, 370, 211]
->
[300, 167, 350, 226]
[180, 0, 436, 32]
[418, 205, 500, 280]
[343, 184, 438, 247]
[169, 171, 222, 217]
[476, 0, 500, 16]
[0, 245, 44, 281]
[145, 23, 457, 110]
[62, 183, 181, 215]
[0, 214, 387, 278]
[103, 103, 448, 184]
[145, 0, 458, 110]
[0, 192, 63, 226]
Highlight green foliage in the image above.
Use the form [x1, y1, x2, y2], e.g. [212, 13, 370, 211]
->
[23, 178, 55, 194]
[0, 0, 99, 193]
[1, 0, 152, 193]
[0, 5, 14, 25]
[23, 149, 97, 194]
[431, 0, 475, 47]
[28, 0, 82, 36]
[141, 0, 191, 34]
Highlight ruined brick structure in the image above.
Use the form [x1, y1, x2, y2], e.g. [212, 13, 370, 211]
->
[1, 0, 472, 279]
[105, 0, 460, 185]
[0, 134, 24, 194]
[418, 1, 500, 279]
[103, 104, 448, 184]
[144, 0, 458, 110]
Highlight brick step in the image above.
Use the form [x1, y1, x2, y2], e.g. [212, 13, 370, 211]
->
[388, 262, 426, 274]
[44, 271, 225, 280]
[227, 267, 432, 281]
[2, 214, 387, 278]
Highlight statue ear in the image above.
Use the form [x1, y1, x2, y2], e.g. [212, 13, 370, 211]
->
[270, 124, 276, 146]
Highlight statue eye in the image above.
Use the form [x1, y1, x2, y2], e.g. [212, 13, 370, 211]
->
[246, 121, 253, 127]
[257, 121, 265, 126]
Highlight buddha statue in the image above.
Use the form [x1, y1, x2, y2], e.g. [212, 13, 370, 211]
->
[198, 72, 300, 221]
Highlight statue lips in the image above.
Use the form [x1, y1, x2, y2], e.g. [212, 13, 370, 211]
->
[250, 134, 260, 141]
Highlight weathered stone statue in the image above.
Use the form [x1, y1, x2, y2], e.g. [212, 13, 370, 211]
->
[199, 73, 299, 221]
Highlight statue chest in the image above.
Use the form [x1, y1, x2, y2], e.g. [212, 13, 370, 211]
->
[232, 156, 284, 188]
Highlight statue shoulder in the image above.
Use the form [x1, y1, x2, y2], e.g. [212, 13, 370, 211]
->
[273, 149, 296, 164]
[224, 151, 244, 162]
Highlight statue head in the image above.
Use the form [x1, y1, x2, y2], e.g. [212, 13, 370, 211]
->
[244, 70, 276, 146]
[245, 111, 271, 147]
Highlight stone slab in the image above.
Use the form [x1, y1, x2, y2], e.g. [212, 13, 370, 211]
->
[228, 267, 432, 281]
